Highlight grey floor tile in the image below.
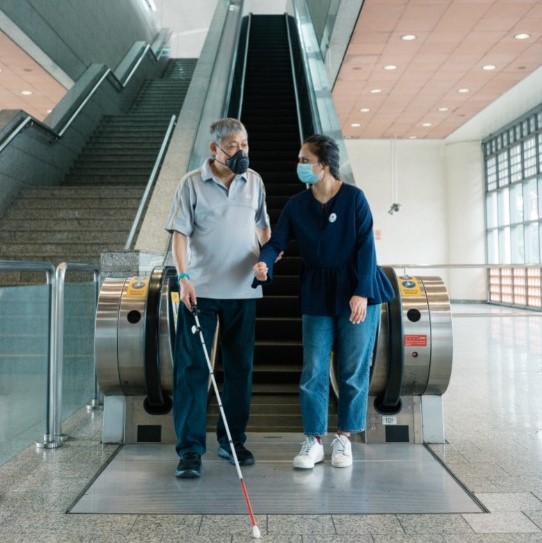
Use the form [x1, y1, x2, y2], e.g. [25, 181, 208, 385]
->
[372, 536, 444, 543]
[462, 512, 541, 534]
[199, 515, 267, 536]
[442, 534, 525, 542]
[128, 514, 201, 537]
[232, 535, 301, 543]
[396, 514, 473, 534]
[446, 462, 511, 480]
[526, 511, 542, 530]
[511, 535, 542, 542]
[475, 493, 542, 512]
[267, 515, 335, 534]
[333, 514, 404, 535]
[303, 536, 373, 543]
[162, 536, 232, 543]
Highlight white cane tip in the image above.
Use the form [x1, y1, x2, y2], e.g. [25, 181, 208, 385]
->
[252, 525, 261, 538]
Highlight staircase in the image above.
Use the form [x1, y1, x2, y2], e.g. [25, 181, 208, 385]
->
[0, 59, 197, 282]
[208, 16, 337, 433]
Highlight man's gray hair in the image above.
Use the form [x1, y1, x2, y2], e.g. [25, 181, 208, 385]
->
[210, 118, 247, 145]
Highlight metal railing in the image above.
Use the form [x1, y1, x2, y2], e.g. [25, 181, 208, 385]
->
[125, 114, 177, 250]
[235, 13, 252, 120]
[0, 259, 101, 451]
[37, 262, 101, 449]
[285, 13, 305, 146]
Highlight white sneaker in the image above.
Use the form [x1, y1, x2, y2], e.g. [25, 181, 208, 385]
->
[293, 437, 324, 469]
[331, 434, 352, 467]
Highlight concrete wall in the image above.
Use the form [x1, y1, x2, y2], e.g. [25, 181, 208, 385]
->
[1, 0, 158, 80]
[345, 139, 487, 301]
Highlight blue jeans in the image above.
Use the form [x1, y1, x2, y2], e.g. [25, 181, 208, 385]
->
[300, 304, 380, 435]
[173, 298, 256, 457]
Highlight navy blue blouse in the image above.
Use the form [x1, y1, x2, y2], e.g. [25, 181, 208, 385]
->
[255, 183, 394, 316]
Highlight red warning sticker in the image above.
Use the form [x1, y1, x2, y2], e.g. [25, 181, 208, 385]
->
[404, 334, 427, 347]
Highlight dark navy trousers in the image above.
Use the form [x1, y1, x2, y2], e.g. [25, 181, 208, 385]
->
[173, 297, 256, 457]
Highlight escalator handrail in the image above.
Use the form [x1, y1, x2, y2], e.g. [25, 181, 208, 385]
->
[284, 13, 305, 145]
[236, 13, 252, 120]
[375, 266, 404, 414]
[143, 266, 173, 415]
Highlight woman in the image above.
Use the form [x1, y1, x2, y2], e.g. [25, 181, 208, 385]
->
[253, 134, 394, 469]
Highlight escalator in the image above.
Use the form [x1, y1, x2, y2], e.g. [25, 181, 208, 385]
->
[94, 12, 453, 446]
[208, 14, 338, 432]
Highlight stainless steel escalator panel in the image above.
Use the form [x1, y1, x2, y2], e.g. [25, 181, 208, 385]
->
[95, 278, 125, 395]
[421, 276, 453, 395]
[117, 277, 148, 396]
[399, 274, 432, 396]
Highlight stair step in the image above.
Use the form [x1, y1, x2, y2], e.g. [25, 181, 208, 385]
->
[63, 175, 149, 185]
[0, 218, 134, 230]
[0, 244, 125, 258]
[0, 230, 129, 243]
[18, 186, 144, 199]
[4, 205, 137, 219]
[9, 196, 140, 209]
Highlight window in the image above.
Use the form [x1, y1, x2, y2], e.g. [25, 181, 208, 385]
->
[484, 104, 542, 309]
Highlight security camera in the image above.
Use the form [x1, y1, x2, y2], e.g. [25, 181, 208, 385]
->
[388, 202, 401, 215]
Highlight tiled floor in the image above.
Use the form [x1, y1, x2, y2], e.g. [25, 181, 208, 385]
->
[1, 303, 542, 542]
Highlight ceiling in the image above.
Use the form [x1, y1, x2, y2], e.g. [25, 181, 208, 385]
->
[0, 31, 66, 122]
[334, 0, 542, 139]
[1, 0, 541, 137]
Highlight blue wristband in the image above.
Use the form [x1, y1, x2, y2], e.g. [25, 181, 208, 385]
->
[177, 272, 190, 281]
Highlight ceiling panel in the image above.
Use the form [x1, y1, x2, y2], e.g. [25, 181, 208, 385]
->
[335, 0, 542, 139]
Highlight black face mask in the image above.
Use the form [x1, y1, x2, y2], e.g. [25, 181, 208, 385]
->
[221, 148, 249, 175]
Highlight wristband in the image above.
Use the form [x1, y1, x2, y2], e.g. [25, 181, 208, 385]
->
[177, 272, 190, 281]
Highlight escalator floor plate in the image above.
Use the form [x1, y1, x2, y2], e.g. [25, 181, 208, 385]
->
[69, 433, 482, 515]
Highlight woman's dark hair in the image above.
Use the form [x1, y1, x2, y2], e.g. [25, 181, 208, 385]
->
[303, 134, 341, 180]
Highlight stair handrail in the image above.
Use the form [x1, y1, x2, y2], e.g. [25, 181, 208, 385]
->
[125, 114, 177, 250]
[235, 13, 252, 119]
[0, 39, 166, 153]
[285, 13, 305, 145]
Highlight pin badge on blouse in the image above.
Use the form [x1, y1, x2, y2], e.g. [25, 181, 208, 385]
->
[329, 213, 337, 223]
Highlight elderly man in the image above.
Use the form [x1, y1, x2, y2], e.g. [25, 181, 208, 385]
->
[165, 118, 270, 478]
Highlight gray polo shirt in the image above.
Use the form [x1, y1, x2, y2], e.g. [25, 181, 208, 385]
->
[164, 159, 270, 299]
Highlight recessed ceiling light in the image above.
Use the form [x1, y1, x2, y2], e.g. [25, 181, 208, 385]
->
[21, 90, 32, 95]
[482, 65, 496, 71]
[360, 108, 370, 113]
[422, 122, 432, 127]
[514, 32, 530, 40]
[0, 68, 3, 73]
[351, 123, 361, 127]
[458, 88, 470, 93]
[401, 34, 417, 41]
[438, 107, 449, 112]
[46, 109, 52, 113]
[370, 88, 382, 94]
[383, 65, 397, 71]
[409, 136, 417, 140]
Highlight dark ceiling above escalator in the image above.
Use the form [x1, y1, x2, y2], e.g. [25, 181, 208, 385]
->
[333, 0, 542, 140]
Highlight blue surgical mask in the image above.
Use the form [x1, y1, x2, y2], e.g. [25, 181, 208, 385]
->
[296, 163, 321, 185]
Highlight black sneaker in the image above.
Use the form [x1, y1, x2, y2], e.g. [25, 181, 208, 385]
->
[218, 442, 255, 466]
[176, 452, 202, 478]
